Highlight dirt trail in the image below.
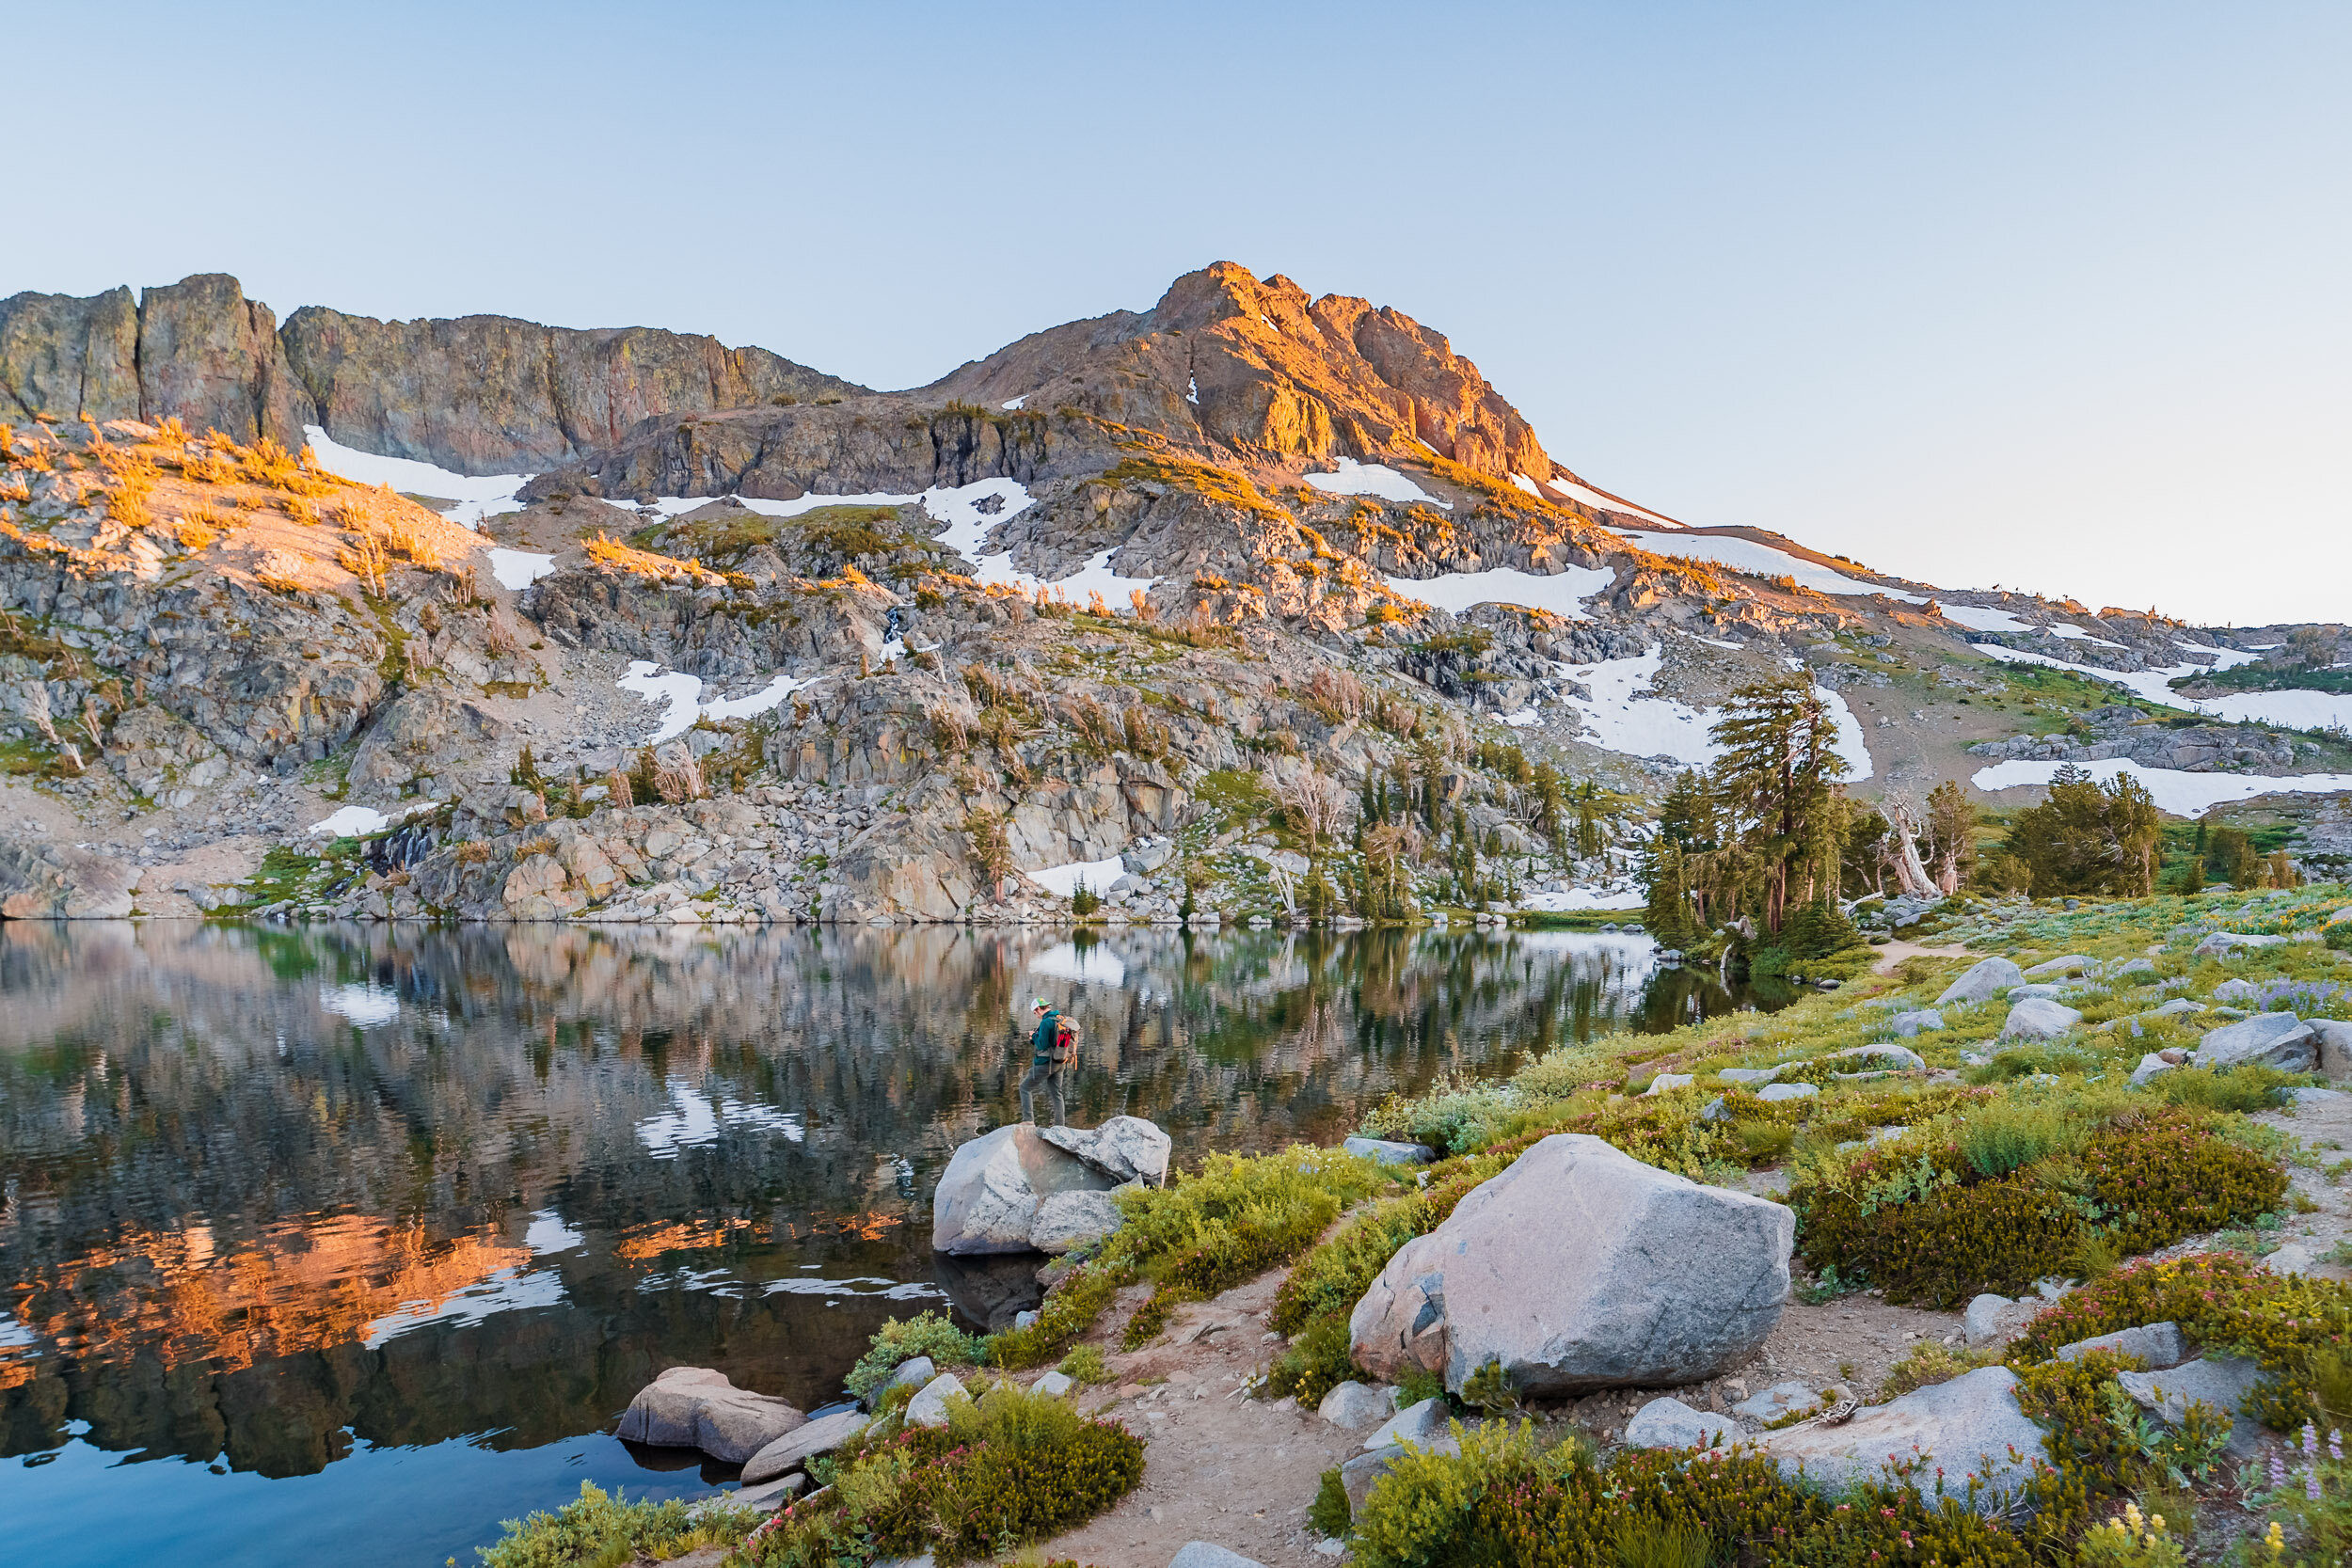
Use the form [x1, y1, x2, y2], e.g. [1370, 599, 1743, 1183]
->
[1871, 939, 1972, 973]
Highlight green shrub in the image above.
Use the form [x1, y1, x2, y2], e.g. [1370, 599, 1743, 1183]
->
[1877, 1339, 2000, 1399]
[1310, 1467, 1352, 1538]
[1055, 1344, 1109, 1385]
[748, 1382, 1144, 1566]
[1956, 1098, 2089, 1178]
[2146, 1065, 2296, 1113]
[479, 1482, 756, 1568]
[2327, 922, 2352, 953]
[846, 1310, 986, 1404]
[990, 1263, 1117, 1370]
[1262, 1307, 1359, 1407]
[1794, 1112, 2286, 1306]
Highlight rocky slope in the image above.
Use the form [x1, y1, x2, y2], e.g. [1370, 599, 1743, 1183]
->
[0, 274, 859, 471]
[0, 262, 2344, 926]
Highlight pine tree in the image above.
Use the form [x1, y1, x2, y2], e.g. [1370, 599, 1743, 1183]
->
[1708, 676, 1851, 932]
[2003, 764, 2163, 895]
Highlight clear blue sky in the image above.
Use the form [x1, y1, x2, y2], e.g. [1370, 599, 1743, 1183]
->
[13, 2, 2347, 626]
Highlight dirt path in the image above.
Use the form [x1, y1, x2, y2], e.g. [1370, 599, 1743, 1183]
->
[1871, 939, 1972, 973]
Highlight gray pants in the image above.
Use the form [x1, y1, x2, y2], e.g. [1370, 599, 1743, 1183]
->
[1019, 1060, 1064, 1125]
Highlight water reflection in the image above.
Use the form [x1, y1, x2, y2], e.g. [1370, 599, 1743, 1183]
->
[0, 919, 1782, 1567]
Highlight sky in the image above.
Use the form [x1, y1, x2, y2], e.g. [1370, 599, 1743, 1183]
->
[8, 2, 2346, 627]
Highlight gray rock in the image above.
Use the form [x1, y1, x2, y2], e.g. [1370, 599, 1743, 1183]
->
[2313, 1020, 2352, 1081]
[2192, 1012, 2317, 1072]
[1169, 1546, 1270, 1568]
[931, 1123, 1119, 1255]
[1316, 1380, 1397, 1430]
[1030, 1189, 1126, 1254]
[1889, 1009, 1946, 1037]
[1936, 957, 2025, 1006]
[2151, 999, 2206, 1018]
[1624, 1396, 1733, 1449]
[1344, 1136, 1437, 1166]
[2196, 931, 2287, 957]
[1731, 1380, 1823, 1422]
[616, 1367, 805, 1464]
[1963, 1293, 2036, 1350]
[1031, 1370, 1075, 1398]
[1718, 1065, 1787, 1085]
[2000, 998, 2083, 1040]
[903, 1372, 967, 1428]
[729, 1473, 806, 1512]
[2268, 1242, 2316, 1275]
[2116, 1355, 2264, 1455]
[740, 1408, 871, 1483]
[1362, 1396, 1450, 1451]
[885, 1356, 936, 1393]
[1038, 1116, 1172, 1185]
[1758, 1366, 2046, 1510]
[1643, 1073, 1697, 1096]
[2053, 1322, 2186, 1370]
[2214, 979, 2260, 1004]
[2129, 1052, 2178, 1088]
[1830, 1044, 1926, 1072]
[2291, 1086, 2351, 1107]
[1699, 1096, 1735, 1123]
[2112, 958, 2158, 977]
[1350, 1133, 1792, 1397]
[2024, 955, 2092, 978]
[1757, 1082, 1819, 1102]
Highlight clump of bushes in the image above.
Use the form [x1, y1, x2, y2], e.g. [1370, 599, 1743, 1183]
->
[479, 1481, 756, 1568]
[744, 1381, 1143, 1566]
[844, 1310, 985, 1404]
[1342, 1418, 2038, 1568]
[992, 1146, 1390, 1369]
[1792, 1110, 2286, 1305]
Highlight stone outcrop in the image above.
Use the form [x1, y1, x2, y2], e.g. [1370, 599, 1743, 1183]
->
[741, 1409, 869, 1484]
[2194, 1012, 2319, 1071]
[930, 1122, 1136, 1255]
[1936, 958, 2023, 1006]
[1038, 1116, 1172, 1185]
[614, 1367, 803, 1463]
[1624, 1396, 1734, 1449]
[1, 275, 858, 473]
[1757, 1366, 2045, 1510]
[2116, 1356, 2265, 1456]
[1348, 1133, 1791, 1396]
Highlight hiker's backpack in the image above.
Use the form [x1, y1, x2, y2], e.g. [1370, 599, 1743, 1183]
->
[1051, 1015, 1081, 1065]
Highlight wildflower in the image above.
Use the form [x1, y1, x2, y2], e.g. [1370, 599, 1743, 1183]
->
[2272, 1450, 2289, 1490]
[2312, 1468, 2325, 1502]
[2332, 1429, 2344, 1462]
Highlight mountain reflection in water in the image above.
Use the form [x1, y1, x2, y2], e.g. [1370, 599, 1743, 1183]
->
[0, 919, 1785, 1567]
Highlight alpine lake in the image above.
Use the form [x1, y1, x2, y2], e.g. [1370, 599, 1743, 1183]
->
[0, 919, 1790, 1567]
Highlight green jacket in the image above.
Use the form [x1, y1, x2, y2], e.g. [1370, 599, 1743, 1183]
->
[1030, 1009, 1061, 1066]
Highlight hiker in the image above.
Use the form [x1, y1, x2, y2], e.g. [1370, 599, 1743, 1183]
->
[1021, 996, 1075, 1125]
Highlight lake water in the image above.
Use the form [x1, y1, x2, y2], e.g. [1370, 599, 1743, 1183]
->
[0, 921, 1787, 1567]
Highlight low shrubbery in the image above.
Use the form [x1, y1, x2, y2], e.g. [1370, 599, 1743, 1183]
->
[744, 1381, 1143, 1566]
[478, 1481, 757, 1568]
[1343, 1418, 2038, 1568]
[844, 1310, 985, 1403]
[991, 1146, 1391, 1369]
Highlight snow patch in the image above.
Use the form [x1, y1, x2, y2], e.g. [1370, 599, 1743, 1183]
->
[1498, 707, 1541, 728]
[1556, 646, 1723, 767]
[1000, 395, 1026, 410]
[320, 982, 399, 1028]
[1815, 686, 1875, 782]
[1304, 458, 1450, 509]
[1540, 477, 1682, 528]
[2049, 623, 2123, 646]
[1971, 758, 2352, 816]
[1617, 530, 1927, 603]
[301, 425, 528, 526]
[486, 547, 556, 590]
[617, 661, 827, 742]
[1027, 855, 1125, 900]
[309, 804, 390, 837]
[1509, 472, 1541, 496]
[1937, 603, 2032, 633]
[1520, 887, 1647, 911]
[1971, 642, 2352, 727]
[1384, 563, 1614, 622]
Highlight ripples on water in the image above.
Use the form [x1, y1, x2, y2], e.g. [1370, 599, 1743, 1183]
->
[0, 921, 1787, 1567]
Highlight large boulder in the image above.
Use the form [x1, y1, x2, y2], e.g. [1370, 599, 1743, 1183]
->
[1936, 958, 2024, 1006]
[1757, 1366, 2045, 1511]
[932, 1123, 1121, 1255]
[2116, 1356, 2264, 1456]
[1348, 1133, 1792, 1397]
[1030, 1189, 1126, 1255]
[616, 1367, 804, 1464]
[1039, 1116, 1172, 1185]
[1889, 1009, 1946, 1037]
[1999, 998, 2082, 1041]
[2315, 1020, 2352, 1081]
[2194, 1013, 2318, 1072]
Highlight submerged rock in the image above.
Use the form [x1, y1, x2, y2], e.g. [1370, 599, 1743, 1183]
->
[1349, 1133, 1791, 1396]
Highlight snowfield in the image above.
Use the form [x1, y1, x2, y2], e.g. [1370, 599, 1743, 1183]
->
[486, 548, 557, 589]
[1304, 458, 1449, 508]
[1971, 643, 2352, 730]
[1384, 563, 1615, 621]
[618, 661, 829, 743]
[1543, 645, 1873, 780]
[1971, 758, 2352, 816]
[1026, 855, 1127, 899]
[1617, 530, 1928, 604]
[1537, 476, 1683, 528]
[301, 425, 529, 525]
[1937, 603, 2033, 633]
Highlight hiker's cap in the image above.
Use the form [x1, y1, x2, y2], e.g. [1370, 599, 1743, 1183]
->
[1032, 997, 1050, 1009]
